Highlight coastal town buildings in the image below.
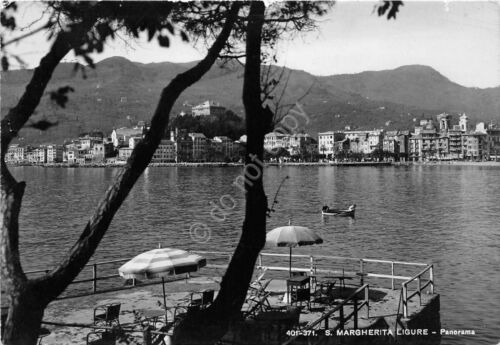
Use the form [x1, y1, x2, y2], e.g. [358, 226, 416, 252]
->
[407, 113, 497, 161]
[6, 111, 500, 165]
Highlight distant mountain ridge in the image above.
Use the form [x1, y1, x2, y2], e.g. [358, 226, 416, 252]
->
[2, 56, 499, 144]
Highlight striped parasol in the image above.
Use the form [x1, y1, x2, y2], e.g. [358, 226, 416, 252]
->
[119, 248, 206, 280]
[266, 224, 323, 276]
[118, 248, 206, 310]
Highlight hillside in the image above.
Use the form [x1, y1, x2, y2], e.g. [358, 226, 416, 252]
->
[2, 57, 499, 144]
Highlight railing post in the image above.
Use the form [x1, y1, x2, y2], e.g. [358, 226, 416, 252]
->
[258, 254, 262, 268]
[402, 284, 408, 318]
[353, 297, 358, 329]
[365, 285, 370, 319]
[418, 276, 422, 305]
[92, 264, 97, 293]
[309, 255, 314, 275]
[339, 306, 344, 330]
[391, 262, 395, 290]
[429, 265, 434, 294]
[359, 259, 365, 285]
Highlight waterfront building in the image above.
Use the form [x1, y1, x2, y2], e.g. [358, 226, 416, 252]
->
[189, 133, 207, 162]
[91, 142, 114, 162]
[334, 138, 350, 156]
[264, 132, 288, 151]
[409, 119, 439, 161]
[26, 147, 47, 164]
[462, 132, 488, 160]
[212, 136, 235, 159]
[78, 132, 104, 150]
[368, 130, 384, 152]
[436, 136, 449, 160]
[318, 131, 344, 157]
[447, 128, 463, 159]
[288, 133, 317, 157]
[5, 144, 27, 163]
[486, 124, 500, 160]
[343, 129, 383, 154]
[191, 100, 226, 117]
[118, 147, 133, 161]
[46, 145, 63, 163]
[383, 131, 397, 152]
[66, 150, 77, 164]
[152, 139, 176, 163]
[170, 129, 193, 162]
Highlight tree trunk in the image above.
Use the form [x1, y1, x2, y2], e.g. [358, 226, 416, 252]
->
[1, 5, 240, 345]
[1, 282, 48, 345]
[172, 2, 272, 344]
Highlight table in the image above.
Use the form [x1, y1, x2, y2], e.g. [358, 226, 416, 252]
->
[286, 276, 310, 306]
[325, 275, 353, 290]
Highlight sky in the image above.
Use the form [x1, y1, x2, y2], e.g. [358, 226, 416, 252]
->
[5, 1, 500, 88]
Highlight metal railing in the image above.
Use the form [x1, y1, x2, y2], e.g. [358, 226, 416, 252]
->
[22, 251, 434, 313]
[256, 252, 429, 289]
[283, 284, 370, 345]
[401, 264, 434, 318]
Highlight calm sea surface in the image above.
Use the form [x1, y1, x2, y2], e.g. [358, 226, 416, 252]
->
[11, 165, 500, 345]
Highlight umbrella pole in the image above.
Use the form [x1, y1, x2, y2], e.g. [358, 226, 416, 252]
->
[162, 277, 167, 321]
[289, 247, 292, 277]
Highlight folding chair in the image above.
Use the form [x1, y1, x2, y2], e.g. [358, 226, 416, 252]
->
[93, 303, 121, 327]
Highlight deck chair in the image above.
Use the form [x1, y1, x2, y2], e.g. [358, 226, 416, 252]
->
[242, 292, 272, 319]
[188, 289, 215, 310]
[93, 303, 121, 327]
[248, 278, 271, 297]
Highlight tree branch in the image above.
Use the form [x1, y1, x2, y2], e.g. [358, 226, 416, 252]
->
[36, 2, 241, 302]
[1, 22, 52, 49]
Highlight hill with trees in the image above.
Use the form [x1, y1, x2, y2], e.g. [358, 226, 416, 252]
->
[2, 57, 499, 145]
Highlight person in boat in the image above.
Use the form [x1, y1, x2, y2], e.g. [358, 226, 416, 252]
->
[322, 204, 356, 213]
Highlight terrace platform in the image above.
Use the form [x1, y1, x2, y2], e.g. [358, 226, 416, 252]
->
[18, 251, 440, 345]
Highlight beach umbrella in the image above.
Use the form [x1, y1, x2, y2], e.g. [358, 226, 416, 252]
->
[266, 224, 323, 277]
[118, 247, 206, 310]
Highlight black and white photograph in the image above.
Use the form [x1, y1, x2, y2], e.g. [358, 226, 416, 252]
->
[1, 1, 499, 345]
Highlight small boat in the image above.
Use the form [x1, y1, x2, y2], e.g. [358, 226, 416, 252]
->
[321, 204, 356, 217]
